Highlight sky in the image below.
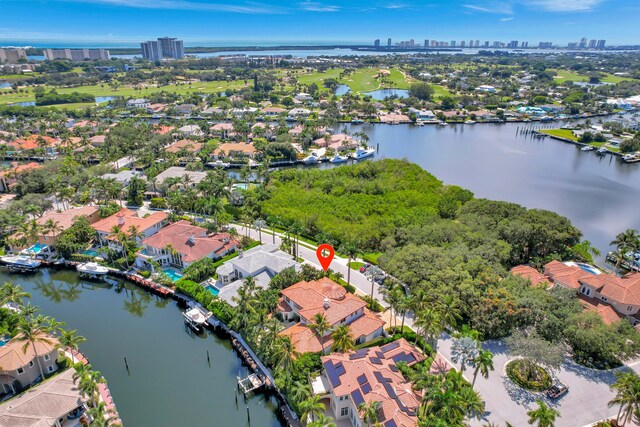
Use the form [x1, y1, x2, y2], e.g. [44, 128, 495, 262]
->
[1, 0, 638, 47]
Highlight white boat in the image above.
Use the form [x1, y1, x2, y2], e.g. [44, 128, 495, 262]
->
[329, 154, 349, 164]
[302, 155, 320, 165]
[464, 120, 476, 124]
[183, 306, 211, 331]
[415, 121, 425, 126]
[437, 121, 448, 126]
[597, 147, 609, 155]
[76, 262, 109, 276]
[0, 255, 41, 270]
[581, 145, 596, 151]
[352, 147, 375, 160]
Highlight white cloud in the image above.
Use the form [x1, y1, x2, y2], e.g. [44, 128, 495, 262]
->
[55, 0, 284, 14]
[527, 0, 604, 12]
[500, 16, 514, 21]
[299, 1, 341, 12]
[463, 2, 513, 14]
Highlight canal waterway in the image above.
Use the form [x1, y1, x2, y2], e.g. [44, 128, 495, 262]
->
[1, 268, 281, 427]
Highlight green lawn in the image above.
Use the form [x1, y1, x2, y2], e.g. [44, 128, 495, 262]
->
[552, 69, 636, 84]
[348, 261, 365, 271]
[363, 252, 382, 265]
[297, 68, 344, 87]
[432, 85, 451, 100]
[540, 128, 578, 141]
[0, 80, 250, 106]
[341, 67, 411, 93]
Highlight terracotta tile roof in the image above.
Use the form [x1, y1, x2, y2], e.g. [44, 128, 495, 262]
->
[348, 310, 386, 339]
[0, 334, 59, 372]
[312, 133, 358, 151]
[89, 135, 106, 145]
[578, 295, 624, 325]
[165, 139, 203, 154]
[213, 142, 256, 156]
[510, 265, 550, 286]
[36, 206, 99, 237]
[320, 339, 424, 427]
[8, 135, 60, 151]
[211, 123, 234, 131]
[154, 125, 174, 135]
[0, 162, 42, 177]
[544, 260, 593, 289]
[582, 273, 640, 306]
[142, 220, 237, 263]
[281, 277, 367, 325]
[280, 324, 331, 354]
[91, 208, 167, 235]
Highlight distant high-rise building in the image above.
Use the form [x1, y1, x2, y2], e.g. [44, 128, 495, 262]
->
[141, 37, 184, 60]
[0, 48, 27, 63]
[493, 41, 501, 48]
[484, 41, 490, 47]
[43, 48, 110, 61]
[458, 41, 464, 47]
[522, 42, 528, 48]
[578, 37, 587, 48]
[374, 39, 380, 48]
[567, 42, 578, 49]
[424, 39, 429, 48]
[538, 42, 553, 48]
[508, 40, 518, 48]
[597, 39, 606, 48]
[588, 39, 597, 48]
[451, 41, 456, 47]
[475, 40, 480, 47]
[387, 38, 392, 47]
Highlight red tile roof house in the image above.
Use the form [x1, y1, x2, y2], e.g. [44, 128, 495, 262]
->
[91, 208, 168, 252]
[510, 265, 551, 287]
[278, 278, 386, 354]
[311, 338, 424, 427]
[164, 139, 204, 154]
[7, 135, 61, 156]
[136, 220, 237, 270]
[312, 134, 358, 152]
[0, 162, 42, 192]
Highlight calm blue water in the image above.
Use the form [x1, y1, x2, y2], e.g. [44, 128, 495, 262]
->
[9, 96, 115, 107]
[335, 84, 351, 96]
[362, 88, 409, 100]
[162, 267, 184, 282]
[10, 101, 36, 107]
[0, 82, 11, 89]
[96, 96, 117, 103]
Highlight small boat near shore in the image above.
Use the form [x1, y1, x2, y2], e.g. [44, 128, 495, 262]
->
[329, 154, 349, 164]
[183, 306, 212, 332]
[0, 255, 41, 270]
[597, 147, 609, 155]
[581, 145, 596, 151]
[77, 262, 109, 276]
[351, 147, 375, 160]
[464, 120, 476, 125]
[302, 154, 320, 165]
[437, 121, 448, 126]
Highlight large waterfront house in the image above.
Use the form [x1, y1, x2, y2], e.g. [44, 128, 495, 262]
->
[216, 243, 301, 306]
[154, 167, 206, 188]
[91, 208, 167, 252]
[512, 260, 640, 326]
[278, 277, 385, 354]
[0, 368, 87, 427]
[312, 338, 424, 427]
[8, 205, 100, 251]
[136, 220, 237, 270]
[0, 334, 60, 395]
[0, 162, 42, 193]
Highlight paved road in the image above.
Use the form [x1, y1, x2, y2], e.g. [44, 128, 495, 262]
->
[230, 224, 388, 304]
[437, 334, 623, 427]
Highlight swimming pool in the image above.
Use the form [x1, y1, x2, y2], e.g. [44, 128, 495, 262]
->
[0, 336, 10, 347]
[577, 263, 600, 275]
[163, 268, 184, 282]
[25, 243, 48, 254]
[81, 249, 99, 257]
[205, 285, 219, 296]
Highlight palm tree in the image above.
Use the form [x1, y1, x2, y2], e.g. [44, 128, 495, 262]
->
[610, 248, 630, 274]
[451, 337, 480, 373]
[414, 307, 441, 349]
[79, 369, 105, 407]
[609, 371, 640, 425]
[611, 229, 640, 253]
[309, 313, 332, 354]
[59, 329, 86, 361]
[307, 414, 336, 427]
[87, 401, 118, 426]
[358, 400, 381, 427]
[339, 242, 361, 288]
[15, 318, 53, 380]
[0, 282, 31, 306]
[330, 325, 355, 353]
[527, 399, 560, 427]
[471, 349, 494, 387]
[300, 395, 325, 425]
[458, 386, 485, 420]
[273, 335, 299, 379]
[291, 380, 312, 405]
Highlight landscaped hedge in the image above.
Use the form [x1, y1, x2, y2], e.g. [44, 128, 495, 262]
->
[174, 279, 234, 324]
[506, 359, 552, 391]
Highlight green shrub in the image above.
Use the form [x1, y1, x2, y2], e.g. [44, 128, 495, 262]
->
[69, 253, 96, 262]
[506, 359, 552, 391]
[361, 295, 384, 312]
[139, 270, 151, 278]
[150, 197, 167, 209]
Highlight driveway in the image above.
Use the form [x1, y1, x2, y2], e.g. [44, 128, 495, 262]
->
[437, 334, 623, 427]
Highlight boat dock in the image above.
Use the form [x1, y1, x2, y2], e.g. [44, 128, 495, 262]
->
[237, 373, 264, 395]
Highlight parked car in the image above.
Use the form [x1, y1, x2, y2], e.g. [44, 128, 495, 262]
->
[359, 263, 371, 273]
[547, 382, 568, 399]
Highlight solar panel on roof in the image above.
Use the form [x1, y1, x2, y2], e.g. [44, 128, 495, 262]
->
[357, 374, 368, 385]
[380, 341, 400, 353]
[351, 389, 365, 407]
[335, 362, 346, 375]
[325, 362, 342, 387]
[385, 420, 398, 427]
[361, 383, 372, 394]
[369, 357, 382, 365]
[349, 349, 369, 360]
[374, 371, 389, 383]
[383, 382, 397, 399]
[376, 351, 385, 359]
[392, 352, 416, 364]
[390, 365, 399, 372]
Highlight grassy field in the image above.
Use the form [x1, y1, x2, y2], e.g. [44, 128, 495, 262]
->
[552, 69, 635, 84]
[540, 128, 578, 141]
[0, 80, 250, 106]
[296, 68, 344, 87]
[342, 67, 411, 93]
[432, 85, 451, 100]
[348, 261, 365, 271]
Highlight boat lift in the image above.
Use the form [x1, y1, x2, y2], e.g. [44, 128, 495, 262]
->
[237, 373, 264, 395]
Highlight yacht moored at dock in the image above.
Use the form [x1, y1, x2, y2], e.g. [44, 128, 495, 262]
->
[302, 154, 320, 165]
[581, 145, 596, 151]
[183, 306, 212, 332]
[0, 255, 41, 272]
[329, 154, 349, 164]
[351, 147, 375, 160]
[77, 262, 109, 277]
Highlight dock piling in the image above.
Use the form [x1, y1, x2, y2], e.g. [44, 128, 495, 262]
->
[207, 349, 210, 367]
[124, 357, 130, 375]
[246, 406, 251, 424]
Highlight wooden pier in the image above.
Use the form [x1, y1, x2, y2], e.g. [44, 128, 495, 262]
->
[237, 373, 264, 395]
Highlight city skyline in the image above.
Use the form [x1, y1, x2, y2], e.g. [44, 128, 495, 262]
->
[1, 0, 638, 46]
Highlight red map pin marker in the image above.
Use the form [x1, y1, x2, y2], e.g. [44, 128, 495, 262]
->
[316, 244, 335, 272]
